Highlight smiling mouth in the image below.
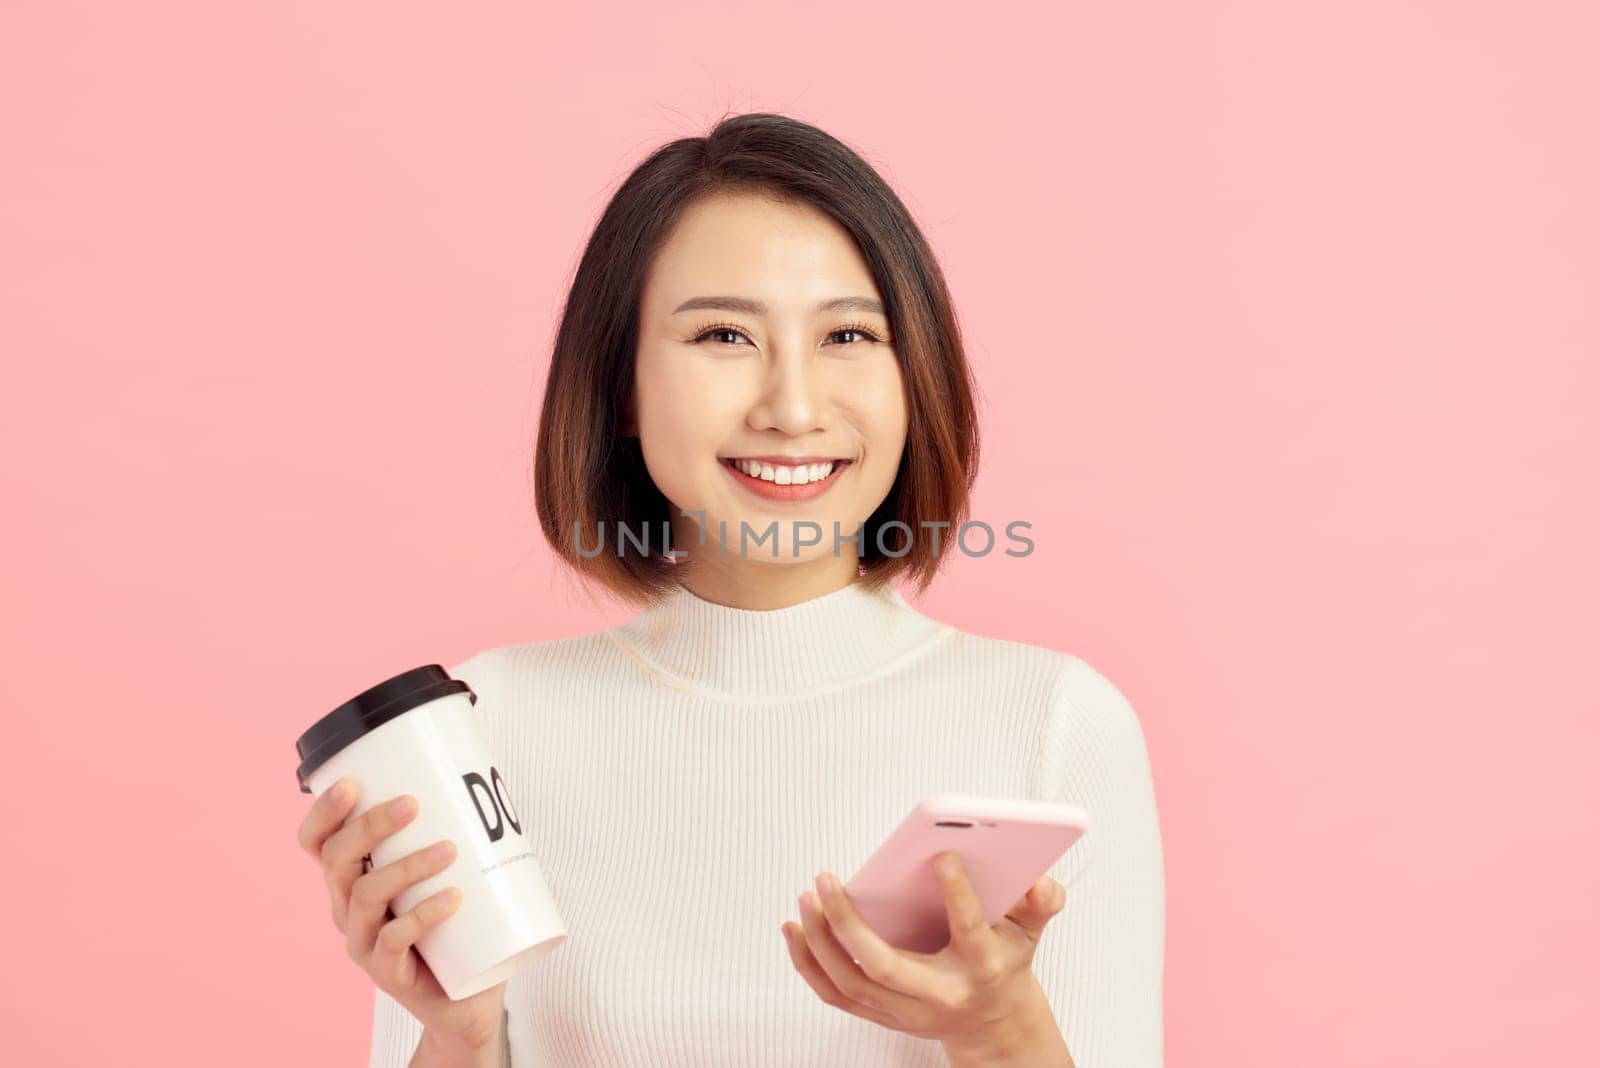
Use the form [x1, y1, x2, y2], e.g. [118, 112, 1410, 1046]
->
[717, 458, 855, 505]
[721, 457, 853, 486]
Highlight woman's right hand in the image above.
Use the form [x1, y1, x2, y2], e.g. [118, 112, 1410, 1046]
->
[298, 778, 508, 1055]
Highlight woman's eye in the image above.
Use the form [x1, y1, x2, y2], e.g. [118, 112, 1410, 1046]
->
[692, 325, 884, 347]
[829, 328, 878, 345]
[695, 328, 751, 346]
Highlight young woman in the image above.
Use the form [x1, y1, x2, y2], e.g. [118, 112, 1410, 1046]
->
[298, 112, 1164, 1067]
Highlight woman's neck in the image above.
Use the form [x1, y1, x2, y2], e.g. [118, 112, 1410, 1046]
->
[608, 574, 949, 698]
[668, 551, 863, 610]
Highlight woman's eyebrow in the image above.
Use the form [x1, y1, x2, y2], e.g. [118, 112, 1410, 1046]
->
[670, 295, 885, 316]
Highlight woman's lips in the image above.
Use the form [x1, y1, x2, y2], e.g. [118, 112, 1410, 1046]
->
[721, 458, 851, 502]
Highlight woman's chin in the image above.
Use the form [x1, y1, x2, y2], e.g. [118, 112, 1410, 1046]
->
[681, 510, 860, 564]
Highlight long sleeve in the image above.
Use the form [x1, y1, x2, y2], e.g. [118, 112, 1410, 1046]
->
[369, 984, 427, 1068]
[1026, 656, 1166, 1068]
[369, 987, 511, 1068]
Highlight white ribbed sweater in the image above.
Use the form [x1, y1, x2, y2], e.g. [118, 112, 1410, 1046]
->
[370, 580, 1164, 1067]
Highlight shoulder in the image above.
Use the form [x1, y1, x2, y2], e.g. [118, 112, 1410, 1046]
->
[445, 630, 619, 697]
[908, 607, 1143, 744]
[914, 614, 1080, 698]
[1032, 651, 1156, 802]
[916, 609, 1134, 713]
[957, 634, 1145, 736]
[1047, 654, 1144, 732]
[921, 617, 1155, 800]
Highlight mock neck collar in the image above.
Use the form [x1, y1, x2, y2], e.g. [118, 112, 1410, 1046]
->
[606, 579, 952, 698]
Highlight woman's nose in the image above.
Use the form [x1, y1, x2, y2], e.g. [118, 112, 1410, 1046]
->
[749, 347, 828, 435]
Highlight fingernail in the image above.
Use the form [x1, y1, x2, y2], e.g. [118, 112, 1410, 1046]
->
[798, 892, 815, 917]
[428, 840, 454, 862]
[937, 854, 959, 877]
[388, 796, 415, 819]
[330, 780, 350, 802]
[815, 873, 837, 897]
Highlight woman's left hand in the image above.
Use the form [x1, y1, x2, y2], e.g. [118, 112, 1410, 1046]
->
[781, 850, 1069, 1058]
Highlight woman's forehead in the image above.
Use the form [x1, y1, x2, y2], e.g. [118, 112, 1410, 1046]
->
[646, 198, 880, 313]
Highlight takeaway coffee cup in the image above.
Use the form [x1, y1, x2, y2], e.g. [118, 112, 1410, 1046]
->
[295, 664, 567, 999]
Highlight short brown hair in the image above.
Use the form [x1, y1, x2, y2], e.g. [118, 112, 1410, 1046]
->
[533, 112, 981, 606]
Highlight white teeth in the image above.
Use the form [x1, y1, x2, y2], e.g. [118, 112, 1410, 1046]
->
[732, 459, 836, 483]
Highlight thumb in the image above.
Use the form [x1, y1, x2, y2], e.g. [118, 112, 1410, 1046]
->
[1004, 876, 1066, 940]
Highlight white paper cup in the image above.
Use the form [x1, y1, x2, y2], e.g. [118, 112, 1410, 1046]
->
[296, 665, 567, 999]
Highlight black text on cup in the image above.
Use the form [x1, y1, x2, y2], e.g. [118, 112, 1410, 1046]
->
[463, 766, 523, 842]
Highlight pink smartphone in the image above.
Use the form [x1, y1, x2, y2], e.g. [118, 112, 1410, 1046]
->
[842, 794, 1090, 954]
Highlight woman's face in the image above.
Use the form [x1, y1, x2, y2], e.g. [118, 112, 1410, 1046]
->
[631, 192, 908, 575]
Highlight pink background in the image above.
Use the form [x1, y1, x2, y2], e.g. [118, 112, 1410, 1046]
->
[3, 2, 1595, 1065]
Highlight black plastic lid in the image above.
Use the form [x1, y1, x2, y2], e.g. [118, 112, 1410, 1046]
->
[295, 664, 476, 794]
